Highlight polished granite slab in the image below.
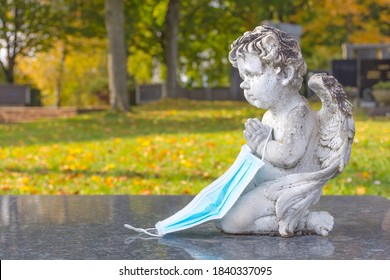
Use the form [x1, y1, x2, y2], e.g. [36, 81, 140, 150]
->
[0, 195, 389, 260]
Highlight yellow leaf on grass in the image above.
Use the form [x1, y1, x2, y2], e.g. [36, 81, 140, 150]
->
[105, 176, 114, 187]
[356, 186, 366, 195]
[91, 175, 102, 183]
[141, 189, 152, 195]
[20, 177, 29, 184]
[103, 163, 116, 171]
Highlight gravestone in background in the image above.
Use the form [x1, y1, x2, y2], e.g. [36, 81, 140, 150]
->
[360, 59, 390, 90]
[135, 84, 165, 104]
[331, 60, 357, 88]
[0, 85, 31, 106]
[332, 59, 390, 104]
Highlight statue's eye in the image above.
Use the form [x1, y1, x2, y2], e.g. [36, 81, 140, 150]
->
[245, 71, 254, 77]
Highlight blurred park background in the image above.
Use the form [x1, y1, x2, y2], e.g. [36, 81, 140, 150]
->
[0, 0, 389, 197]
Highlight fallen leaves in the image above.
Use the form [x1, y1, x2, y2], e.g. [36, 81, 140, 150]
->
[356, 186, 366, 195]
[0, 100, 388, 197]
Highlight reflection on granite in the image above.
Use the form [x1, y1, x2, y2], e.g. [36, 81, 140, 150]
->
[0, 195, 389, 260]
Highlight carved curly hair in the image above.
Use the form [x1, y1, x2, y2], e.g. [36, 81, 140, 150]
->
[229, 25, 307, 90]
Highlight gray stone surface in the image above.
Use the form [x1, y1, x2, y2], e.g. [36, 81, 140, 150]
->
[0, 195, 389, 260]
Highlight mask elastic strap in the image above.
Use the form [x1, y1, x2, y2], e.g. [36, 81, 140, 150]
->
[261, 129, 273, 161]
[124, 224, 162, 237]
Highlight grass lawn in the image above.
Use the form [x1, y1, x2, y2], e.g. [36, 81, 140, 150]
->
[0, 99, 389, 198]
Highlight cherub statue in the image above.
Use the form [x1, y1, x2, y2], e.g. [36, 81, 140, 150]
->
[217, 25, 355, 237]
[125, 25, 355, 238]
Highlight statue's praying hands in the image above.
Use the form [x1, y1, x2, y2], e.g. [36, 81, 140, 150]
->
[244, 118, 271, 157]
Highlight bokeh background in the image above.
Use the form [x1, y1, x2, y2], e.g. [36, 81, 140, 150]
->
[0, 0, 389, 197]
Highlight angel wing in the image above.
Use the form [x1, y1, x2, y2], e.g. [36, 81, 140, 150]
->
[262, 73, 355, 237]
[309, 73, 355, 174]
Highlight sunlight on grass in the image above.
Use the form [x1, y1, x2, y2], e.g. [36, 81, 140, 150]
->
[0, 99, 389, 198]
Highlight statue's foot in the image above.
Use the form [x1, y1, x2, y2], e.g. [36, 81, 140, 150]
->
[253, 215, 279, 234]
[305, 211, 334, 236]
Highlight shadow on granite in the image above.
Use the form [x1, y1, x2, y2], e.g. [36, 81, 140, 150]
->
[0, 195, 389, 260]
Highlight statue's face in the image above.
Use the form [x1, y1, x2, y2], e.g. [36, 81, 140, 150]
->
[237, 52, 282, 109]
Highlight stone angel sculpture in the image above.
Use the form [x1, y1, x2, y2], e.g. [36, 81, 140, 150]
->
[218, 25, 355, 237]
[125, 25, 355, 238]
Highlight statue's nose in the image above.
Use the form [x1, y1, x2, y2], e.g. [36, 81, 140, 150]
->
[240, 80, 250, 89]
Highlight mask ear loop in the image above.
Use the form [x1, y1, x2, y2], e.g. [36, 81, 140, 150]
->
[124, 224, 162, 237]
[261, 129, 273, 161]
[124, 233, 158, 245]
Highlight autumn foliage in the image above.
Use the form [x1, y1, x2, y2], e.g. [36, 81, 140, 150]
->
[2, 0, 389, 106]
[0, 100, 388, 197]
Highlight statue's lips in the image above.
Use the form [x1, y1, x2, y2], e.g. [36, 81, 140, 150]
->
[244, 91, 255, 102]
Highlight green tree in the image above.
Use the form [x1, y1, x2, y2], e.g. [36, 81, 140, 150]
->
[50, 0, 106, 106]
[178, 0, 267, 87]
[61, 0, 106, 39]
[126, 0, 264, 88]
[17, 37, 108, 107]
[125, 0, 179, 97]
[124, 0, 174, 93]
[0, 0, 56, 83]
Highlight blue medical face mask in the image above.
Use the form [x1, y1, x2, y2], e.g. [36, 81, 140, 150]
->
[125, 130, 272, 237]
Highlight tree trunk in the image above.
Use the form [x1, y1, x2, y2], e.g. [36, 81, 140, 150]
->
[3, 58, 15, 84]
[164, 0, 179, 98]
[104, 0, 129, 112]
[54, 43, 66, 107]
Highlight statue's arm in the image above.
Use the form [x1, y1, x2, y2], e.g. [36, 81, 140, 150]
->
[258, 105, 314, 169]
